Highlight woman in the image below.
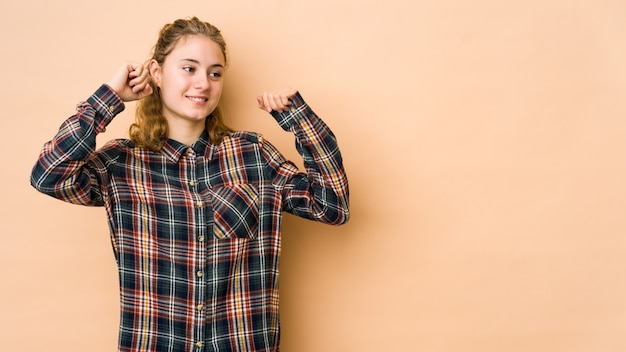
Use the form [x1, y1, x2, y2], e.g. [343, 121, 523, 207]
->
[31, 17, 349, 352]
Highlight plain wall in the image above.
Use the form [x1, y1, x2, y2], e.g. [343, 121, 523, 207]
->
[2, 0, 626, 351]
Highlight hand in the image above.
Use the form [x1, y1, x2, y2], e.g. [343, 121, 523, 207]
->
[257, 88, 297, 113]
[107, 61, 153, 102]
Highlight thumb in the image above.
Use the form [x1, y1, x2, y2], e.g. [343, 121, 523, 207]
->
[136, 84, 154, 99]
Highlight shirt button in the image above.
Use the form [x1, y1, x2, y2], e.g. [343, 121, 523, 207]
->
[198, 235, 205, 242]
[197, 271, 203, 278]
[189, 180, 196, 187]
[196, 341, 203, 348]
[196, 201, 202, 208]
[109, 105, 116, 113]
[290, 106, 296, 112]
[197, 304, 204, 311]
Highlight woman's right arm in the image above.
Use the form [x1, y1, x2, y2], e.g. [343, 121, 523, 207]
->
[30, 85, 125, 206]
[30, 62, 152, 206]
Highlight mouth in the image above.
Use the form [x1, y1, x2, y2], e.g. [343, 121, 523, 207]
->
[186, 95, 209, 103]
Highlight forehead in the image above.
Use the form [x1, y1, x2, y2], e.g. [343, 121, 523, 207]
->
[166, 35, 225, 65]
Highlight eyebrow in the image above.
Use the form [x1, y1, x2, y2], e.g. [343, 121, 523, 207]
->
[180, 58, 224, 68]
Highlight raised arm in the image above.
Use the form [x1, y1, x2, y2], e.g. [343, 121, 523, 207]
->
[258, 89, 350, 225]
[30, 62, 152, 205]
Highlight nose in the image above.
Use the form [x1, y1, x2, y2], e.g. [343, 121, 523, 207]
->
[194, 73, 210, 90]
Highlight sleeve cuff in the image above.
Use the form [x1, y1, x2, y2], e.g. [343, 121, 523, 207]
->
[270, 92, 311, 131]
[86, 84, 125, 120]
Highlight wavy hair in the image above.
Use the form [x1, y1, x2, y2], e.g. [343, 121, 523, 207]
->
[130, 17, 233, 151]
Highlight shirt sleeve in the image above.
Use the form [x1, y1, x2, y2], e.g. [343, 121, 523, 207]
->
[263, 92, 350, 225]
[30, 84, 124, 206]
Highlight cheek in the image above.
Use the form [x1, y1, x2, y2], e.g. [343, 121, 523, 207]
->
[161, 79, 186, 99]
[211, 82, 224, 98]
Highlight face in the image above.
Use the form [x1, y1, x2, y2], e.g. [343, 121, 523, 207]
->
[150, 35, 225, 127]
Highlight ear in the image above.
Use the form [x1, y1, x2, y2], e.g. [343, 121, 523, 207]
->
[148, 59, 162, 87]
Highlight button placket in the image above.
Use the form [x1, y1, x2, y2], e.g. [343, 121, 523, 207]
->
[184, 146, 208, 349]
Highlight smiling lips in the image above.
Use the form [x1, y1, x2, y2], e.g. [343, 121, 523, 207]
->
[187, 95, 208, 103]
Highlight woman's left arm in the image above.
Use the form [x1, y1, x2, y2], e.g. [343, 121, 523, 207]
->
[258, 89, 350, 225]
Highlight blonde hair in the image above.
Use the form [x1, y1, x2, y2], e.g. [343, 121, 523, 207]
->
[130, 17, 232, 151]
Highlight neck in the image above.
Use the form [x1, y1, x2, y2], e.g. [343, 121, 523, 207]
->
[166, 118, 206, 146]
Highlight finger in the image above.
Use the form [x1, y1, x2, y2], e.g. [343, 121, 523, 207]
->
[257, 95, 268, 111]
[129, 65, 151, 88]
[129, 72, 151, 90]
[131, 81, 148, 94]
[279, 94, 291, 108]
[262, 92, 273, 112]
[256, 96, 265, 110]
[127, 62, 142, 79]
[275, 94, 291, 112]
[269, 94, 285, 112]
[139, 62, 151, 78]
[136, 84, 154, 98]
[130, 68, 144, 82]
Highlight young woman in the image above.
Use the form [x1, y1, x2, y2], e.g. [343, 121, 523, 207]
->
[31, 17, 349, 352]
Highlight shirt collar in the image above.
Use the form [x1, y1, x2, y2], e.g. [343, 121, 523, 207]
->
[160, 130, 211, 162]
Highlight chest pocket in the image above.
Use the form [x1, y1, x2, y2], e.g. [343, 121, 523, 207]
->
[211, 183, 259, 239]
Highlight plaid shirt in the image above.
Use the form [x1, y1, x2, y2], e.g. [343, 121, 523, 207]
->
[31, 85, 349, 352]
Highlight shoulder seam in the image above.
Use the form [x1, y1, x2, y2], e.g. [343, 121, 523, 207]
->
[227, 131, 263, 144]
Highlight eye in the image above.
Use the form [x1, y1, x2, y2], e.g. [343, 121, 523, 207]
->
[209, 71, 223, 80]
[183, 66, 195, 73]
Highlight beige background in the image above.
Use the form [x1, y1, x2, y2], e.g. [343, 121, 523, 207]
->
[2, 0, 626, 351]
